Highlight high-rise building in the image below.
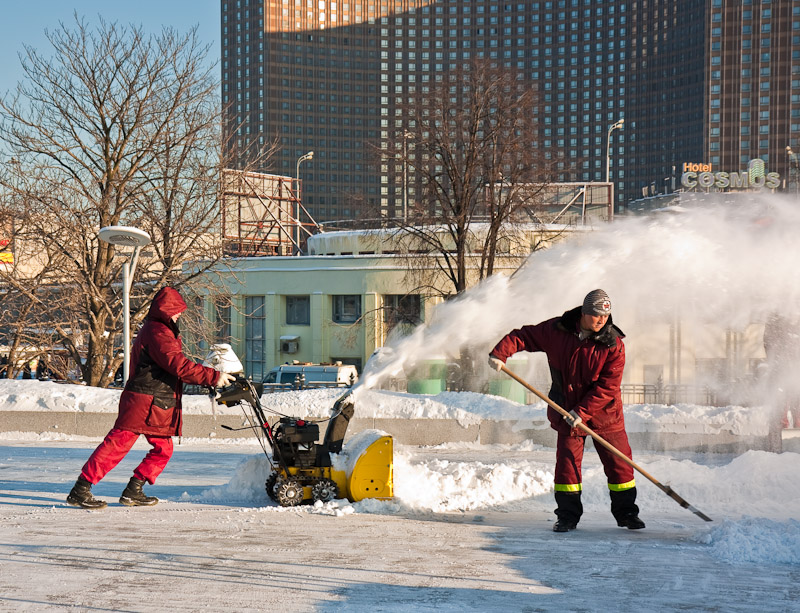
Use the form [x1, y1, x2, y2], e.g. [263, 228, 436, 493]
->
[221, 0, 800, 221]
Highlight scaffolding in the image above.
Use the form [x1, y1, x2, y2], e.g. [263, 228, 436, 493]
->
[221, 169, 320, 257]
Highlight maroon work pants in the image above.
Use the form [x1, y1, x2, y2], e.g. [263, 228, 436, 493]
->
[555, 428, 635, 487]
[81, 428, 173, 485]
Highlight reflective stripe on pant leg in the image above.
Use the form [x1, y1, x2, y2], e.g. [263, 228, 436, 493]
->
[133, 435, 174, 485]
[81, 428, 139, 484]
[608, 480, 636, 491]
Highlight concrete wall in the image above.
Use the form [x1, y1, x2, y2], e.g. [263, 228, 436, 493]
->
[0, 411, 776, 453]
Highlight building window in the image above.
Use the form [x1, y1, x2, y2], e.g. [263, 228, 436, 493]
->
[383, 294, 422, 332]
[245, 296, 265, 381]
[286, 295, 310, 325]
[214, 296, 232, 344]
[332, 295, 361, 324]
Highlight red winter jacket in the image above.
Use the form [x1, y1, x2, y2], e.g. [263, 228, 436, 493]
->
[490, 306, 626, 436]
[113, 287, 219, 437]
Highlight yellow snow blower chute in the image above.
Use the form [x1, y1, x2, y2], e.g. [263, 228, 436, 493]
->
[214, 375, 393, 506]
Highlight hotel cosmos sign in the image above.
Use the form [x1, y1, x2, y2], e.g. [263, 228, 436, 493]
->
[681, 160, 780, 190]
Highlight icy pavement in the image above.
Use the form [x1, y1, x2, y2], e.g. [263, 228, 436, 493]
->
[1, 439, 799, 612]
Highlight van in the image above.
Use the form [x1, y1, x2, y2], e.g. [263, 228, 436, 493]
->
[263, 362, 358, 386]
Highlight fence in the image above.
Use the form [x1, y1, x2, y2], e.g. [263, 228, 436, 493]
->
[261, 380, 350, 394]
[620, 383, 720, 406]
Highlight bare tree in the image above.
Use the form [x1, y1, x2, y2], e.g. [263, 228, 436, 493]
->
[0, 16, 274, 387]
[371, 61, 553, 296]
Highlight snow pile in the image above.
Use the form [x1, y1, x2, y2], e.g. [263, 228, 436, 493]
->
[0, 379, 775, 437]
[696, 518, 800, 566]
[391, 451, 553, 512]
[631, 451, 800, 518]
[0, 379, 244, 415]
[0, 380, 120, 413]
[624, 403, 773, 436]
[186, 455, 270, 503]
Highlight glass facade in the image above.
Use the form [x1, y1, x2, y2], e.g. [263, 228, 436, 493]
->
[221, 0, 800, 217]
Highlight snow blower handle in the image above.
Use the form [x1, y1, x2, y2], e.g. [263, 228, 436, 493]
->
[498, 363, 713, 523]
[216, 372, 236, 388]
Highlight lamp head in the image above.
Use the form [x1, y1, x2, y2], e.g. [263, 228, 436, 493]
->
[99, 226, 151, 248]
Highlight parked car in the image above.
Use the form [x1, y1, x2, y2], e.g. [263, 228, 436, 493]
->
[263, 362, 358, 386]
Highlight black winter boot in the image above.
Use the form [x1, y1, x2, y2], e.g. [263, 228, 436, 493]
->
[119, 477, 159, 506]
[611, 487, 645, 529]
[66, 476, 108, 510]
[553, 491, 583, 532]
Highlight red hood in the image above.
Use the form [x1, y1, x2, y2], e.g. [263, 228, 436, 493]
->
[148, 287, 187, 324]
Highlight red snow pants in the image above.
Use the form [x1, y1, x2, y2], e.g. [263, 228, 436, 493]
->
[554, 429, 635, 490]
[80, 428, 174, 485]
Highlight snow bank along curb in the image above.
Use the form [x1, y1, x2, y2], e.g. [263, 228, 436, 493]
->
[0, 411, 773, 452]
[0, 381, 779, 452]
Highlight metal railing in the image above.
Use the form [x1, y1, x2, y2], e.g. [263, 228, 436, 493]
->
[620, 383, 720, 406]
[261, 380, 351, 394]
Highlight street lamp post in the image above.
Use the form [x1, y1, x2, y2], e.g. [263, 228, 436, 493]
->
[99, 226, 151, 386]
[605, 118, 625, 183]
[295, 151, 314, 255]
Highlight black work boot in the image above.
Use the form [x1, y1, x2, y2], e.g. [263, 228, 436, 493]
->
[553, 491, 582, 533]
[552, 518, 578, 532]
[66, 476, 108, 510]
[119, 477, 159, 506]
[617, 514, 646, 530]
[611, 487, 645, 529]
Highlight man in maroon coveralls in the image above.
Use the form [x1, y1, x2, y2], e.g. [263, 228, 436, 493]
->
[67, 286, 235, 509]
[488, 289, 645, 532]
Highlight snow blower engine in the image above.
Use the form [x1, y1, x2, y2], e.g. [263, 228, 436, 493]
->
[203, 344, 393, 507]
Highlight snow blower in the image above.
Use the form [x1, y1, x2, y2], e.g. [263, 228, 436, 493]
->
[203, 345, 393, 507]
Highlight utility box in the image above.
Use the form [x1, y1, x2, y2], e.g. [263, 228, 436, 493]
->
[280, 335, 300, 354]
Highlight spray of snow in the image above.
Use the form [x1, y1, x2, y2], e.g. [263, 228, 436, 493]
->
[356, 195, 800, 432]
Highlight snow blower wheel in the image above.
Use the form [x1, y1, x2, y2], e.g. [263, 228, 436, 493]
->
[274, 477, 304, 506]
[311, 478, 339, 503]
[265, 472, 279, 502]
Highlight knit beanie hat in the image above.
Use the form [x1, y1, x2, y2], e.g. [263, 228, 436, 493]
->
[582, 289, 612, 316]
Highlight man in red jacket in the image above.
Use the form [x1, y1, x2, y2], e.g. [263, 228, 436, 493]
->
[67, 286, 235, 509]
[488, 289, 644, 532]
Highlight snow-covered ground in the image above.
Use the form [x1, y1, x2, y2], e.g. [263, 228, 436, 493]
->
[4, 196, 800, 610]
[1, 381, 799, 612]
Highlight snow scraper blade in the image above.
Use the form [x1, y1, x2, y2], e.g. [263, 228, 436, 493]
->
[500, 364, 713, 522]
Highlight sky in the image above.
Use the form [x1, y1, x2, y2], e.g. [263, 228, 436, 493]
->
[1, 381, 799, 611]
[0, 1, 221, 98]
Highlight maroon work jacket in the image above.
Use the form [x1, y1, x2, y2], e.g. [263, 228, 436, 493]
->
[490, 306, 626, 436]
[113, 287, 219, 437]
